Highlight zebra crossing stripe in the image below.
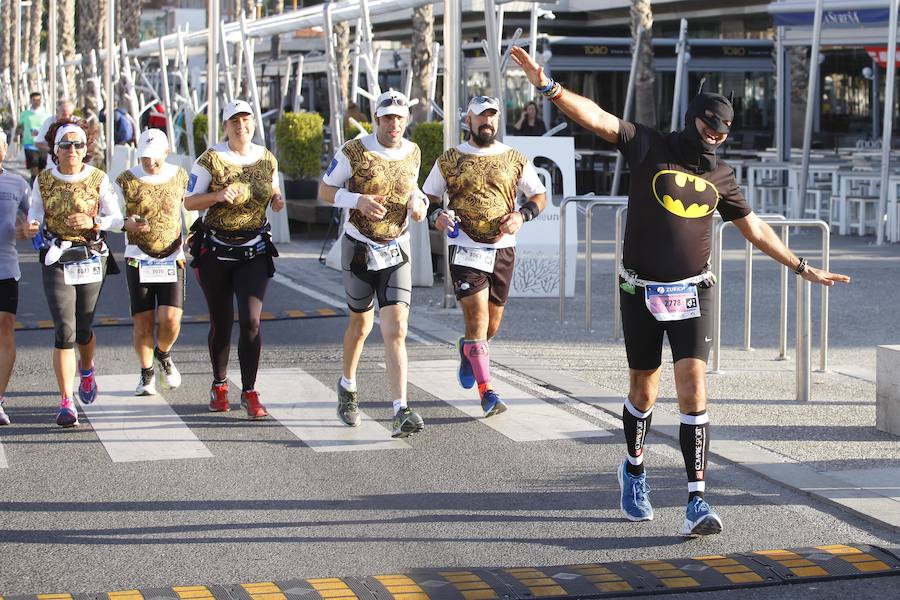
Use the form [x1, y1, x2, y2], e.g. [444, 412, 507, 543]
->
[0, 438, 7, 469]
[232, 368, 410, 452]
[407, 360, 612, 442]
[78, 374, 214, 463]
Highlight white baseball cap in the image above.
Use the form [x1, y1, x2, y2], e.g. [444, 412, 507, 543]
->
[0, 130, 7, 145]
[467, 95, 501, 115]
[137, 128, 169, 160]
[222, 100, 254, 122]
[374, 90, 410, 118]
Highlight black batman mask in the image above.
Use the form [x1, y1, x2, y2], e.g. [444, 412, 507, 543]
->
[669, 92, 734, 173]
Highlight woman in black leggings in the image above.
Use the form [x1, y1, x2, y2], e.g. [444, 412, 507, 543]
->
[184, 100, 284, 419]
[25, 119, 123, 427]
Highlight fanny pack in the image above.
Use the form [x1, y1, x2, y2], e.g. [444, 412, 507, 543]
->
[188, 218, 278, 266]
[618, 264, 717, 290]
[58, 245, 93, 265]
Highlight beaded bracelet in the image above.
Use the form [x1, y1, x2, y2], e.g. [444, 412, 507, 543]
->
[547, 83, 564, 101]
[541, 81, 561, 97]
[537, 79, 555, 94]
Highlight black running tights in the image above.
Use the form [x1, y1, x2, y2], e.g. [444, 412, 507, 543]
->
[195, 255, 270, 390]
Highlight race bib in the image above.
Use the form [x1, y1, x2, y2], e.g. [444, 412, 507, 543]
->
[366, 240, 404, 271]
[644, 282, 700, 322]
[63, 256, 103, 286]
[139, 259, 178, 283]
[452, 247, 496, 273]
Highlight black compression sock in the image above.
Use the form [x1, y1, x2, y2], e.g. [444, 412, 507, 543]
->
[623, 398, 653, 476]
[154, 347, 171, 360]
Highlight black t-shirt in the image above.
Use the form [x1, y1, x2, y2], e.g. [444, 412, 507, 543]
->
[617, 119, 751, 282]
[515, 120, 547, 136]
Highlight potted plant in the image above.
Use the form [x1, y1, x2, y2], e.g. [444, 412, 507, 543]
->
[275, 111, 324, 199]
[411, 121, 443, 187]
[193, 113, 209, 156]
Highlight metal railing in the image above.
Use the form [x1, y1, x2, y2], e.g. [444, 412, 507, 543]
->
[559, 195, 628, 332]
[710, 219, 831, 402]
[708, 214, 788, 353]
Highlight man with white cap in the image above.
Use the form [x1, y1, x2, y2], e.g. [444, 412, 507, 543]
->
[423, 95, 547, 418]
[115, 129, 189, 396]
[185, 99, 283, 420]
[0, 129, 32, 425]
[319, 89, 428, 438]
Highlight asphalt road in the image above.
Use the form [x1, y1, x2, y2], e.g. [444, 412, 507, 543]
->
[1, 238, 898, 597]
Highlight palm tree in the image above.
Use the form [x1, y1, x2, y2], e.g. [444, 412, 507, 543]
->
[333, 20, 351, 109]
[0, 0, 11, 77]
[631, 0, 657, 128]
[410, 4, 434, 124]
[118, 0, 141, 51]
[27, 0, 44, 92]
[77, 0, 105, 120]
[59, 0, 77, 98]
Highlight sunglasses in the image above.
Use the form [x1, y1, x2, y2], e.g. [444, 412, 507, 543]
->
[472, 96, 498, 105]
[378, 97, 408, 108]
[57, 141, 86, 150]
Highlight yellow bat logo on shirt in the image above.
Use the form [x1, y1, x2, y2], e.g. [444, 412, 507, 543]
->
[651, 170, 719, 219]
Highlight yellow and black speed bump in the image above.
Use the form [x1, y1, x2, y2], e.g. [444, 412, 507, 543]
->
[13, 308, 345, 331]
[4, 545, 898, 600]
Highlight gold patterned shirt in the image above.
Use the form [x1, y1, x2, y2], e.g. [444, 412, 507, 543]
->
[33, 165, 120, 244]
[424, 142, 544, 245]
[116, 163, 188, 259]
[190, 142, 278, 237]
[339, 137, 421, 242]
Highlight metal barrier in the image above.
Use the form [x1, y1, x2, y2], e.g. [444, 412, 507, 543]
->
[708, 214, 788, 353]
[710, 219, 831, 402]
[559, 195, 628, 332]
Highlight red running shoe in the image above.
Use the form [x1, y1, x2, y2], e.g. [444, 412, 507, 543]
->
[208, 382, 230, 412]
[240, 390, 268, 420]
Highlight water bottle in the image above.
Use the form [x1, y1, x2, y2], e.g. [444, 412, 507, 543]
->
[447, 210, 459, 238]
[31, 223, 48, 251]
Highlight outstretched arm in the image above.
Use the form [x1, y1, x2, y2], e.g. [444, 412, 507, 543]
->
[510, 46, 620, 144]
[732, 212, 850, 286]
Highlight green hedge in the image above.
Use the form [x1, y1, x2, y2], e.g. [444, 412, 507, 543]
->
[411, 121, 443, 187]
[275, 112, 324, 180]
[345, 120, 373, 141]
[193, 113, 208, 156]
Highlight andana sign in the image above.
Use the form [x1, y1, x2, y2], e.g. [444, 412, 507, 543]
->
[773, 9, 892, 27]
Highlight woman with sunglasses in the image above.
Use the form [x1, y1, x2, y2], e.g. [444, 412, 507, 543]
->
[25, 118, 123, 427]
[184, 100, 284, 419]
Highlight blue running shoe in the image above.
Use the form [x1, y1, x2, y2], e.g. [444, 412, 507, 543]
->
[681, 496, 723, 537]
[56, 397, 79, 428]
[78, 363, 98, 405]
[480, 389, 507, 418]
[457, 338, 476, 389]
[617, 460, 653, 521]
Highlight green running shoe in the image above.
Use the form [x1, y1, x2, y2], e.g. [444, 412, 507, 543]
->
[336, 378, 361, 426]
[391, 407, 424, 438]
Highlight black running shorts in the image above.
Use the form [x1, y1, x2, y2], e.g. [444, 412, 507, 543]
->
[24, 149, 47, 170]
[449, 246, 516, 306]
[619, 278, 714, 370]
[0, 278, 18, 314]
[125, 261, 186, 315]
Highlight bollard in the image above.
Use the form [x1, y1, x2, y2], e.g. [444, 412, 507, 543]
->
[796, 275, 812, 401]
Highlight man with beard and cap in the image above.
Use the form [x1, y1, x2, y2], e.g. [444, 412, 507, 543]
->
[511, 46, 849, 537]
[423, 95, 547, 419]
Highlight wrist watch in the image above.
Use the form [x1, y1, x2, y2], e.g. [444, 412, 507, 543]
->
[92, 216, 102, 230]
